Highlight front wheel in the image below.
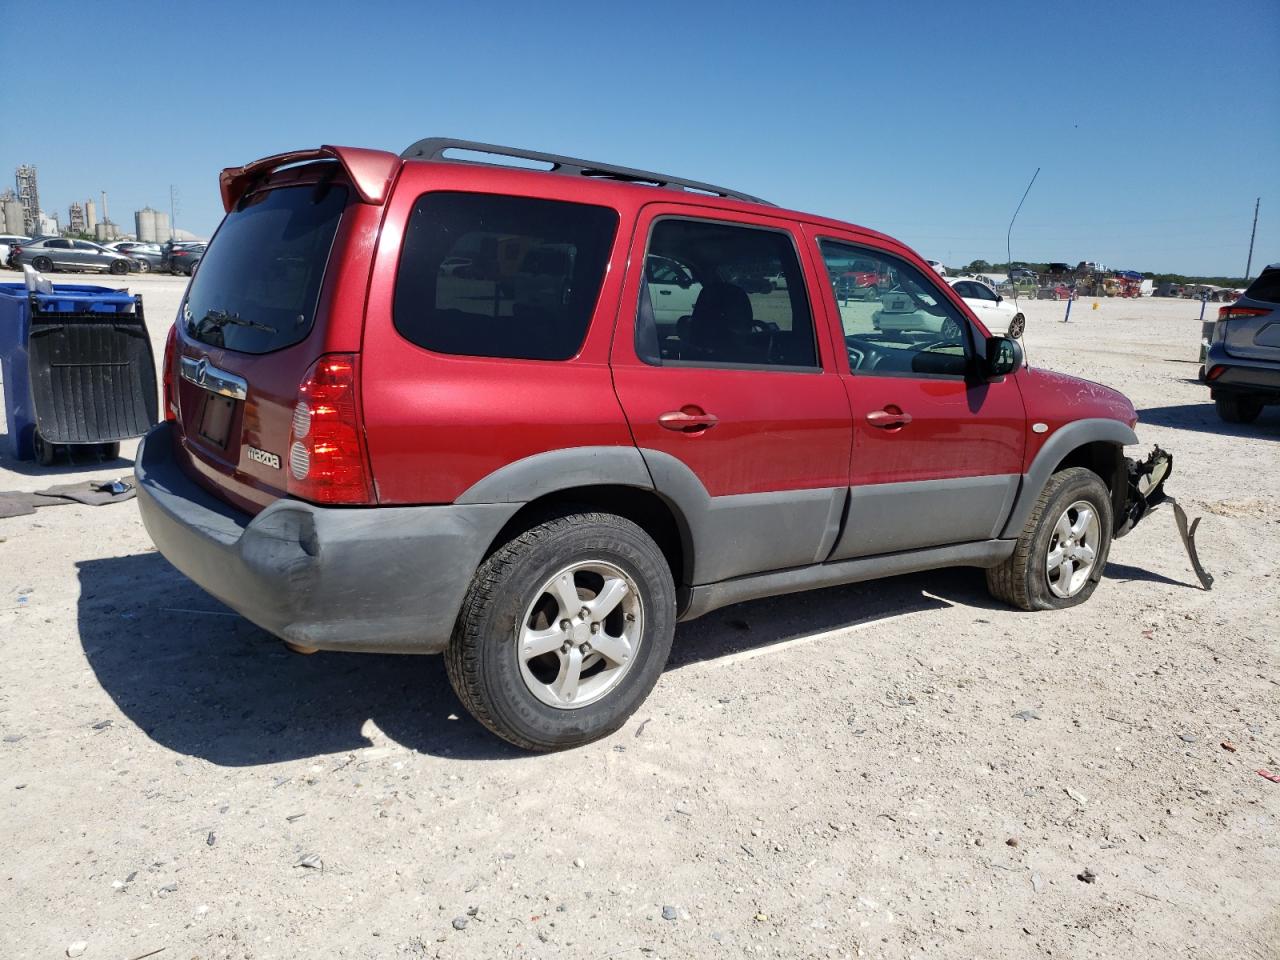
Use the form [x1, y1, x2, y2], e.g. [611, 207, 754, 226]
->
[109, 259, 129, 275]
[446, 510, 676, 751]
[986, 467, 1113, 610]
[1215, 395, 1263, 424]
[135, 260, 150, 274]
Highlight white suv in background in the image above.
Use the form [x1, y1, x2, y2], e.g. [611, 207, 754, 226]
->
[924, 259, 946, 275]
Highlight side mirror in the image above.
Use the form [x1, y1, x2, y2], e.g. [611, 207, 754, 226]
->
[985, 335, 1023, 378]
[996, 295, 1003, 303]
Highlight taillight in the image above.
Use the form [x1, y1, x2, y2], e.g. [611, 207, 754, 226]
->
[286, 354, 374, 504]
[1205, 365, 1226, 381]
[161, 323, 179, 421]
[1217, 305, 1267, 321]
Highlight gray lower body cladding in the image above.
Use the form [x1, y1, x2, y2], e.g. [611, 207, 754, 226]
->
[1204, 343, 1280, 398]
[134, 423, 520, 654]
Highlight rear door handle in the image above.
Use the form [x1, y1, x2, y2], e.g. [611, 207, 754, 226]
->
[659, 408, 719, 433]
[866, 408, 912, 429]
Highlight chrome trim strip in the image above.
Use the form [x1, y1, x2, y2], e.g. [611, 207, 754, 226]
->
[180, 356, 248, 400]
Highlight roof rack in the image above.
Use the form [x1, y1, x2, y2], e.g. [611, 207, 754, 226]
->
[399, 137, 771, 206]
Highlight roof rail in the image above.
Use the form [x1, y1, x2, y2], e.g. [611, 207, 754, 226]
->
[400, 137, 771, 206]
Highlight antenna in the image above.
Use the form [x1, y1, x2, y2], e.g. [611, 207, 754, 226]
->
[1244, 197, 1260, 281]
[1005, 167, 1040, 356]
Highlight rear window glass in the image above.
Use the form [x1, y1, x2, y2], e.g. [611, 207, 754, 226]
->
[1243, 268, 1280, 304]
[393, 193, 618, 361]
[184, 182, 347, 354]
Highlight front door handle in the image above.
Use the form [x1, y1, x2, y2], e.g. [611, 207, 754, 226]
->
[866, 407, 912, 429]
[659, 408, 719, 433]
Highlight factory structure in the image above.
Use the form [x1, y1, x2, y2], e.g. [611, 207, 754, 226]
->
[5, 164, 199, 243]
[135, 206, 171, 243]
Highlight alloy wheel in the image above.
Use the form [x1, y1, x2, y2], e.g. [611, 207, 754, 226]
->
[516, 560, 643, 709]
[1045, 499, 1100, 598]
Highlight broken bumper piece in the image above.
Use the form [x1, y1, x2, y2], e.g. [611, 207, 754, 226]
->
[1115, 446, 1213, 589]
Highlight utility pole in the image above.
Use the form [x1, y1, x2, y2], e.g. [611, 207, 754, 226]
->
[169, 184, 178, 241]
[1244, 197, 1260, 281]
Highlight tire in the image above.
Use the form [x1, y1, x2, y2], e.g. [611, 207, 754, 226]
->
[446, 510, 676, 752]
[136, 260, 150, 273]
[986, 467, 1113, 611]
[1215, 395, 1263, 424]
[33, 430, 56, 466]
[32, 256, 52, 273]
[98, 441, 121, 460]
[109, 259, 128, 275]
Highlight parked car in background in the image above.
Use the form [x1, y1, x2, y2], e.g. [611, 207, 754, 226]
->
[1202, 262, 1280, 423]
[134, 138, 1176, 752]
[111, 241, 166, 273]
[0, 234, 31, 267]
[923, 259, 946, 275]
[946, 277, 1025, 335]
[7, 237, 135, 274]
[167, 243, 206, 275]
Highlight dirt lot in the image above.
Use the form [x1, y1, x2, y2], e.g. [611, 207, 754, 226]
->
[1, 275, 1277, 960]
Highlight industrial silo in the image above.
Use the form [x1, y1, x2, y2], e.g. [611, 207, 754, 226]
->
[152, 210, 170, 242]
[135, 207, 157, 243]
[3, 199, 24, 235]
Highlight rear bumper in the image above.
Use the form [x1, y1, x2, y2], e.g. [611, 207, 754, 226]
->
[134, 423, 521, 654]
[1202, 345, 1280, 397]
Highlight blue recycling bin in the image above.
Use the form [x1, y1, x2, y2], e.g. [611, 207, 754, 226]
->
[0, 282, 156, 462]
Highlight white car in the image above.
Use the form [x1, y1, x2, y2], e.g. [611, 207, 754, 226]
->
[0, 234, 31, 268]
[947, 277, 1024, 335]
[924, 259, 946, 276]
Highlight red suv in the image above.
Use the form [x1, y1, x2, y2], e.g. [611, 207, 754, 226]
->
[135, 139, 1173, 751]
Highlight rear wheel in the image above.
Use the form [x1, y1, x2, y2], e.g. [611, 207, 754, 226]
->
[135, 260, 150, 273]
[109, 259, 128, 275]
[32, 256, 52, 273]
[446, 510, 676, 752]
[1215, 394, 1263, 424]
[986, 467, 1113, 611]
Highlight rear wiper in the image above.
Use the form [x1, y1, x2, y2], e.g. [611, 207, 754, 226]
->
[195, 308, 277, 334]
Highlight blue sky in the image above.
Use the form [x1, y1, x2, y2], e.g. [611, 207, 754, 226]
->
[4, 0, 1277, 276]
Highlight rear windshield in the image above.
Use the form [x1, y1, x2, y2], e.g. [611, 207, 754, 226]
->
[1243, 267, 1280, 305]
[184, 182, 347, 354]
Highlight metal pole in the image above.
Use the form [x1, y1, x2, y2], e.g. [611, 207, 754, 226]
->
[169, 185, 178, 241]
[1062, 292, 1074, 323]
[1244, 197, 1259, 281]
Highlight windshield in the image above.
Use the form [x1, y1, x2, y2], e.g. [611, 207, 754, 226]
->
[184, 182, 348, 353]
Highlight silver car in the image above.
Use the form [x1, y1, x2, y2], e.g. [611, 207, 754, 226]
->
[7, 237, 136, 275]
[1203, 262, 1280, 423]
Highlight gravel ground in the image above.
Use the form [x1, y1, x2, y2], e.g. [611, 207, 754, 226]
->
[1, 274, 1277, 960]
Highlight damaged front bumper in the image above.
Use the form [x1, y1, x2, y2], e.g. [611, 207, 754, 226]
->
[1115, 446, 1213, 589]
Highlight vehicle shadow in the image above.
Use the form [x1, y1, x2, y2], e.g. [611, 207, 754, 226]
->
[1103, 561, 1196, 589]
[79, 554, 1014, 765]
[1137, 402, 1279, 439]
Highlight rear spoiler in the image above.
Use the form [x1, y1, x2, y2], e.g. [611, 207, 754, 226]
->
[218, 145, 400, 212]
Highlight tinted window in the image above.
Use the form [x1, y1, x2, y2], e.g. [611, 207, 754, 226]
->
[184, 182, 348, 354]
[1244, 267, 1280, 304]
[46, 239, 70, 249]
[394, 193, 618, 361]
[820, 240, 972, 378]
[636, 218, 817, 369]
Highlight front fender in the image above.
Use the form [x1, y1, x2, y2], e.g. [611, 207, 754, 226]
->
[999, 418, 1138, 538]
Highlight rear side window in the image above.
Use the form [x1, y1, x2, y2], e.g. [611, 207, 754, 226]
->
[394, 193, 618, 361]
[185, 182, 348, 354]
[1243, 267, 1280, 304]
[635, 218, 817, 369]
